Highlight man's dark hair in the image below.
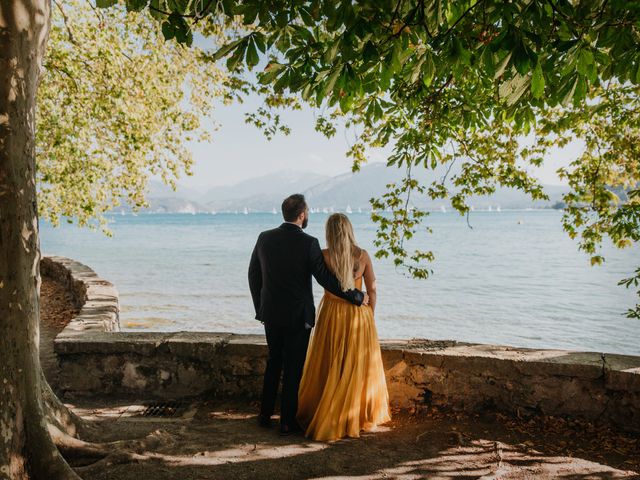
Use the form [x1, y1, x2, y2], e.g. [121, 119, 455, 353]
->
[281, 194, 307, 222]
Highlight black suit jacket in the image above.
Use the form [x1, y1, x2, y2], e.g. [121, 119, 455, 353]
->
[248, 223, 364, 329]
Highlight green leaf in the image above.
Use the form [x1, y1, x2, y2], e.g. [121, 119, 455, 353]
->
[380, 53, 394, 90]
[390, 42, 402, 72]
[573, 76, 587, 102]
[161, 13, 192, 46]
[246, 39, 260, 68]
[168, 0, 190, 14]
[220, 0, 235, 15]
[259, 62, 285, 84]
[363, 41, 378, 63]
[240, 4, 259, 24]
[125, 0, 147, 11]
[95, 0, 117, 7]
[273, 69, 293, 92]
[339, 93, 353, 113]
[409, 54, 425, 84]
[499, 73, 530, 106]
[299, 7, 314, 26]
[323, 66, 342, 99]
[161, 20, 175, 40]
[253, 33, 266, 53]
[148, 0, 167, 19]
[481, 47, 495, 78]
[562, 76, 579, 105]
[494, 52, 512, 79]
[373, 100, 383, 120]
[514, 44, 532, 75]
[226, 42, 246, 71]
[531, 62, 545, 98]
[212, 38, 245, 61]
[323, 41, 340, 64]
[422, 51, 435, 87]
[576, 48, 594, 76]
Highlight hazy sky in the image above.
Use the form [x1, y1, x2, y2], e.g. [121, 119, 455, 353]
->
[182, 93, 582, 190]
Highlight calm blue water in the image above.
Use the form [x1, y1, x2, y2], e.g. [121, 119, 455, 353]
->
[40, 211, 639, 355]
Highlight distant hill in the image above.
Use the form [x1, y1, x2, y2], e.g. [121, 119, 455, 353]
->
[304, 163, 569, 211]
[201, 171, 330, 208]
[146, 180, 203, 201]
[122, 163, 570, 213]
[305, 163, 409, 210]
[140, 197, 210, 214]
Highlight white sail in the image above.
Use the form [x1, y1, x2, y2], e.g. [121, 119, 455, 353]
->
[179, 204, 196, 214]
[345, 205, 353, 214]
[243, 207, 249, 215]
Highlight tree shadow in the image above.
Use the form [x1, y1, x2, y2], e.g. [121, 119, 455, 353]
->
[68, 399, 639, 480]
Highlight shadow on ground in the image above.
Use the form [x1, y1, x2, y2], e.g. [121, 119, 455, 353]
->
[64, 398, 639, 480]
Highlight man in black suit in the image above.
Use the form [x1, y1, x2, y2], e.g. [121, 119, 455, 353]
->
[248, 194, 366, 435]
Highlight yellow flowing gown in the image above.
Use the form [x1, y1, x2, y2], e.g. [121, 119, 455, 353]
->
[297, 277, 391, 441]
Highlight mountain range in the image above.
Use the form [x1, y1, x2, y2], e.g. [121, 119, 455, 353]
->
[125, 163, 569, 214]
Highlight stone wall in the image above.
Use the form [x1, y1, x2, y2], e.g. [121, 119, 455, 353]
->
[45, 256, 640, 433]
[42, 255, 119, 334]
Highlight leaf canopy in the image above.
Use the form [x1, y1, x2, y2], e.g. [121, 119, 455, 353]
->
[95, 0, 640, 316]
[38, 0, 235, 231]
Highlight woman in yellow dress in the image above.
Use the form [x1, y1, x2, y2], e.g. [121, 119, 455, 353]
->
[297, 213, 391, 441]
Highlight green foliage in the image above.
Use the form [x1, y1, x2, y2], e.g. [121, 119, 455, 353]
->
[619, 268, 640, 319]
[162, 13, 193, 46]
[370, 168, 433, 279]
[38, 0, 234, 231]
[97, 0, 640, 315]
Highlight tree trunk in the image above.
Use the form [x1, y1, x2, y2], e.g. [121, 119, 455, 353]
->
[0, 1, 80, 478]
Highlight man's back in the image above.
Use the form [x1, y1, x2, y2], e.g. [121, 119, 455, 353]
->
[250, 223, 316, 327]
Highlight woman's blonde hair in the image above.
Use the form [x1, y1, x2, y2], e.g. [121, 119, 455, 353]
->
[325, 213, 361, 291]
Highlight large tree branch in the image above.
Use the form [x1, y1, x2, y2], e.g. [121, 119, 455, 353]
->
[53, 0, 77, 45]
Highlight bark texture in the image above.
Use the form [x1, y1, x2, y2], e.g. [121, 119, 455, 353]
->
[0, 1, 80, 478]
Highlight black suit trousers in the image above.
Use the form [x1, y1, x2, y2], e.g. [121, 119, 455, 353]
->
[260, 323, 311, 426]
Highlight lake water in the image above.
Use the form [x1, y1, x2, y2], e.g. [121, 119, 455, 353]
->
[40, 211, 639, 355]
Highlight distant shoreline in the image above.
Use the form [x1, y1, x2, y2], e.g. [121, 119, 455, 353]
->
[107, 207, 565, 216]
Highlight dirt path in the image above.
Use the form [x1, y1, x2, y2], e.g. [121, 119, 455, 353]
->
[40, 275, 78, 387]
[64, 399, 639, 480]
